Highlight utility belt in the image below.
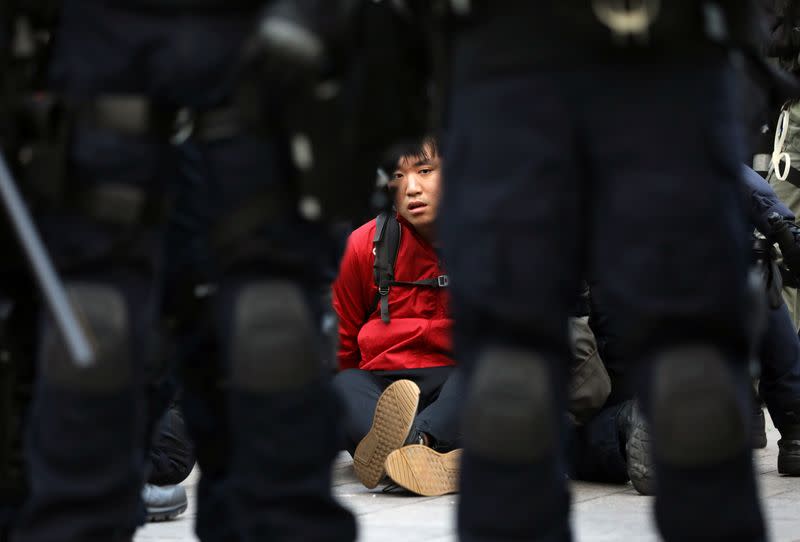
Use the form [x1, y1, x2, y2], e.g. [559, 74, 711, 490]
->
[566, 0, 754, 49]
[12, 90, 350, 281]
[13, 94, 245, 228]
[452, 0, 759, 70]
[116, 0, 264, 10]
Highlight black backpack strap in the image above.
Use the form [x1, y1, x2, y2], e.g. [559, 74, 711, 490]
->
[390, 276, 450, 288]
[367, 213, 449, 324]
[369, 212, 402, 323]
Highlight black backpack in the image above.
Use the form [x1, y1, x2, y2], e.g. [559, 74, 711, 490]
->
[369, 212, 449, 324]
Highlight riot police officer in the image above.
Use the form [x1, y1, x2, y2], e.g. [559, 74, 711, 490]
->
[8, 1, 357, 540]
[440, 2, 766, 540]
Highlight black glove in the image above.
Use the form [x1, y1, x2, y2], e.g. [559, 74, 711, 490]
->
[768, 212, 800, 286]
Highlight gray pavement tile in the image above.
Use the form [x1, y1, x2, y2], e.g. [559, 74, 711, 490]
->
[572, 491, 657, 541]
[135, 409, 800, 542]
[335, 482, 442, 515]
[570, 481, 635, 503]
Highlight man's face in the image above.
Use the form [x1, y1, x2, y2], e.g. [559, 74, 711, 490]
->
[389, 144, 442, 237]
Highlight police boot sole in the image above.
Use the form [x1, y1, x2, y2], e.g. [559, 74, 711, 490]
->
[146, 502, 188, 522]
[354, 379, 420, 489]
[778, 440, 800, 476]
[627, 419, 656, 496]
[385, 445, 461, 496]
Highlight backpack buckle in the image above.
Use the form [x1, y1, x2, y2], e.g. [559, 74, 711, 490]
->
[378, 286, 390, 295]
[437, 275, 449, 287]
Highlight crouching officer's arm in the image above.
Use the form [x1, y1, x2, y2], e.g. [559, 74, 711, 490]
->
[742, 165, 795, 233]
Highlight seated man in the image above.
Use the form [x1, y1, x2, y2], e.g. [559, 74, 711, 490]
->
[332, 136, 629, 496]
[332, 136, 463, 496]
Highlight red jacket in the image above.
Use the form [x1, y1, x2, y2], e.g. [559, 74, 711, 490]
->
[332, 215, 455, 372]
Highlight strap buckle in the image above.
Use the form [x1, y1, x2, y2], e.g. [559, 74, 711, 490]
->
[437, 275, 449, 287]
[591, 0, 660, 44]
[170, 108, 195, 145]
[378, 286, 390, 295]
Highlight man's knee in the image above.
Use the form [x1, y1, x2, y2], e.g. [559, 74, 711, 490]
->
[332, 368, 375, 395]
[651, 345, 748, 467]
[41, 282, 131, 392]
[464, 347, 557, 463]
[229, 281, 320, 393]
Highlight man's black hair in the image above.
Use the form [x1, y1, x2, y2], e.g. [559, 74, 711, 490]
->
[379, 135, 439, 178]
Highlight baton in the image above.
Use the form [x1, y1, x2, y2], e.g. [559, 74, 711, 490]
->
[0, 153, 94, 367]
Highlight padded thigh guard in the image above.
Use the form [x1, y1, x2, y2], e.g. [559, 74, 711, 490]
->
[230, 281, 320, 393]
[41, 283, 131, 392]
[463, 348, 556, 463]
[651, 345, 748, 467]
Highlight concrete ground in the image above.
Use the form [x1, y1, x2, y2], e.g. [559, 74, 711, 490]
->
[135, 410, 800, 541]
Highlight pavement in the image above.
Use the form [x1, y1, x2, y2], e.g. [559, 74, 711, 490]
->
[135, 409, 800, 542]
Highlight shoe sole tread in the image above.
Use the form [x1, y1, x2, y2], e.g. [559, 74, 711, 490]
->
[354, 379, 420, 489]
[385, 445, 461, 496]
[146, 503, 188, 522]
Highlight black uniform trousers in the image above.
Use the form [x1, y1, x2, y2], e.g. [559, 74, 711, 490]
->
[12, 2, 355, 541]
[441, 43, 765, 542]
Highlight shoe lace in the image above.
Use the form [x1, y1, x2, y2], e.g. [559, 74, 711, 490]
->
[381, 482, 404, 494]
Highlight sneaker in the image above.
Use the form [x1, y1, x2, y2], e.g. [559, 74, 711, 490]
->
[618, 401, 656, 496]
[142, 483, 188, 522]
[353, 379, 420, 489]
[385, 445, 461, 496]
[778, 426, 800, 476]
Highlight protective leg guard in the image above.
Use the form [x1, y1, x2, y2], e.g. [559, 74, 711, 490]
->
[41, 283, 131, 392]
[15, 282, 141, 542]
[230, 281, 319, 393]
[651, 345, 748, 467]
[464, 347, 556, 463]
[227, 280, 356, 540]
[651, 346, 765, 541]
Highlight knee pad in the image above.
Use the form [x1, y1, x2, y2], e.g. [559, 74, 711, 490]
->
[464, 347, 556, 463]
[41, 283, 131, 392]
[651, 345, 747, 467]
[230, 281, 319, 393]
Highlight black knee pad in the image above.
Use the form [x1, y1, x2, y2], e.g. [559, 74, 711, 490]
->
[651, 345, 747, 467]
[41, 283, 131, 392]
[463, 347, 556, 463]
[230, 281, 319, 393]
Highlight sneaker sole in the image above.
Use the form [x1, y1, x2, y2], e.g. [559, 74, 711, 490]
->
[354, 379, 420, 489]
[146, 502, 188, 522]
[385, 445, 461, 496]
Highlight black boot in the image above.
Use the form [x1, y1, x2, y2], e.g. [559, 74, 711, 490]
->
[617, 401, 656, 495]
[778, 426, 800, 476]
